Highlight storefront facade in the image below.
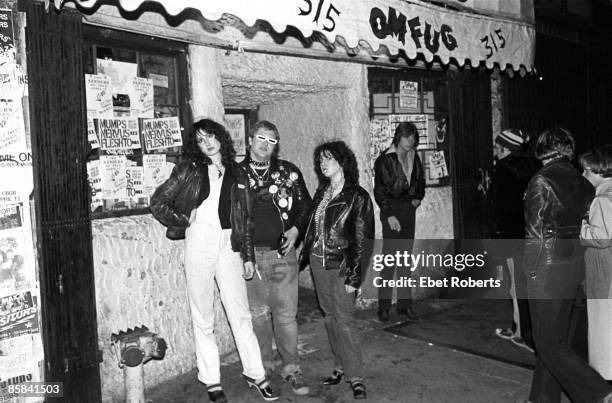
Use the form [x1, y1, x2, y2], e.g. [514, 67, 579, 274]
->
[0, 0, 535, 401]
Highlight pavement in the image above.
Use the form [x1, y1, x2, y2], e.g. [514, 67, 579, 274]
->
[146, 289, 549, 403]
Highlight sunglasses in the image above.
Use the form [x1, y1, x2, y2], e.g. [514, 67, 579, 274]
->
[255, 134, 278, 145]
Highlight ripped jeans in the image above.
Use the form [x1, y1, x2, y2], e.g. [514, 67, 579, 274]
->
[246, 248, 300, 376]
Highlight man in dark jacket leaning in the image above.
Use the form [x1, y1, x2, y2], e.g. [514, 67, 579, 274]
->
[239, 120, 312, 396]
[373, 122, 425, 322]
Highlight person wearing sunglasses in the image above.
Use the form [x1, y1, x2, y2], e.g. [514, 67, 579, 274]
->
[150, 119, 279, 402]
[238, 120, 312, 396]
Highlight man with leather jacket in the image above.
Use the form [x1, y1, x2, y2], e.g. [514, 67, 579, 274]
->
[521, 127, 612, 403]
[373, 122, 425, 322]
[239, 120, 312, 396]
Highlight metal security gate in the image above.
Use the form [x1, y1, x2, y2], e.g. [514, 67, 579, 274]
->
[25, 2, 102, 401]
[447, 68, 493, 239]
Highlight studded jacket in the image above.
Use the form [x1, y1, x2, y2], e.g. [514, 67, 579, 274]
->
[300, 183, 375, 288]
[149, 158, 255, 263]
[239, 156, 312, 240]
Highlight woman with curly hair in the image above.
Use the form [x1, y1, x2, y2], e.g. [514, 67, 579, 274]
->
[150, 118, 279, 402]
[300, 140, 374, 399]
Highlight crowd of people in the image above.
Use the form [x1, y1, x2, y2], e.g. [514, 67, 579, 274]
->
[150, 116, 612, 403]
[492, 127, 612, 403]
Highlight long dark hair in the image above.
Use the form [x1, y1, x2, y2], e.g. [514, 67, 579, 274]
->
[313, 141, 359, 188]
[183, 119, 236, 167]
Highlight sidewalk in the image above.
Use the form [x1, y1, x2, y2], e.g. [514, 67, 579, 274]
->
[146, 292, 537, 403]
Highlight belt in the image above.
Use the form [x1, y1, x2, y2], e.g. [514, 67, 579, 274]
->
[255, 246, 275, 252]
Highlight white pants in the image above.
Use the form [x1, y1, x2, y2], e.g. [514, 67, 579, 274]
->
[184, 223, 265, 385]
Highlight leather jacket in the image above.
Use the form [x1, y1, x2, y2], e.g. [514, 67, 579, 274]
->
[239, 157, 312, 239]
[374, 146, 425, 216]
[150, 158, 255, 263]
[522, 158, 594, 295]
[300, 183, 375, 288]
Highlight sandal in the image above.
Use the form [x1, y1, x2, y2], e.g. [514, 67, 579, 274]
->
[243, 375, 280, 401]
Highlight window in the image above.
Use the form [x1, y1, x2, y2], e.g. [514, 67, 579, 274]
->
[82, 28, 189, 218]
[368, 68, 450, 187]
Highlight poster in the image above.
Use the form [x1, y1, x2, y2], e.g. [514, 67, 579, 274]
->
[149, 73, 168, 88]
[87, 117, 99, 150]
[0, 204, 33, 297]
[0, 290, 39, 341]
[399, 81, 419, 109]
[84, 74, 113, 118]
[143, 154, 168, 196]
[0, 101, 26, 153]
[96, 117, 141, 150]
[388, 114, 428, 150]
[0, 334, 43, 378]
[429, 150, 449, 179]
[126, 166, 144, 200]
[99, 155, 127, 200]
[223, 114, 246, 156]
[0, 9, 15, 67]
[96, 59, 137, 116]
[130, 77, 154, 118]
[86, 160, 102, 212]
[142, 117, 182, 151]
[369, 118, 391, 172]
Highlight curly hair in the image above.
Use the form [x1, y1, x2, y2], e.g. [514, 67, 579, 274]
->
[535, 127, 575, 161]
[313, 140, 359, 188]
[183, 119, 236, 167]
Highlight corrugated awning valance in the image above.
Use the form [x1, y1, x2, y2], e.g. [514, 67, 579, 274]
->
[53, 0, 535, 72]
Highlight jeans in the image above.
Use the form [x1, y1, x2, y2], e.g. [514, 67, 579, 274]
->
[310, 254, 363, 381]
[184, 223, 265, 385]
[246, 248, 300, 376]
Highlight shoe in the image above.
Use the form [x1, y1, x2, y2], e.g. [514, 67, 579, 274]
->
[322, 369, 344, 385]
[377, 309, 390, 322]
[350, 380, 367, 399]
[284, 371, 309, 395]
[243, 375, 280, 401]
[511, 336, 535, 353]
[495, 327, 515, 341]
[397, 306, 418, 321]
[206, 384, 228, 403]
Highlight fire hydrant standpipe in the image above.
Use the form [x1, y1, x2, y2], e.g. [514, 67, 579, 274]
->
[125, 364, 145, 403]
[111, 326, 167, 403]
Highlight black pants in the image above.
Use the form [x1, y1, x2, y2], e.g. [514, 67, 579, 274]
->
[528, 296, 611, 403]
[378, 202, 416, 310]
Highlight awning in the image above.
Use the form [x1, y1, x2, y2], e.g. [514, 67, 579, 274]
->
[52, 0, 535, 72]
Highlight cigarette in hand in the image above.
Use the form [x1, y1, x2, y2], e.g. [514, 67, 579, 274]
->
[255, 266, 262, 280]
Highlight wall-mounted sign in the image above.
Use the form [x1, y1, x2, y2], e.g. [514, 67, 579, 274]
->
[54, 0, 535, 71]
